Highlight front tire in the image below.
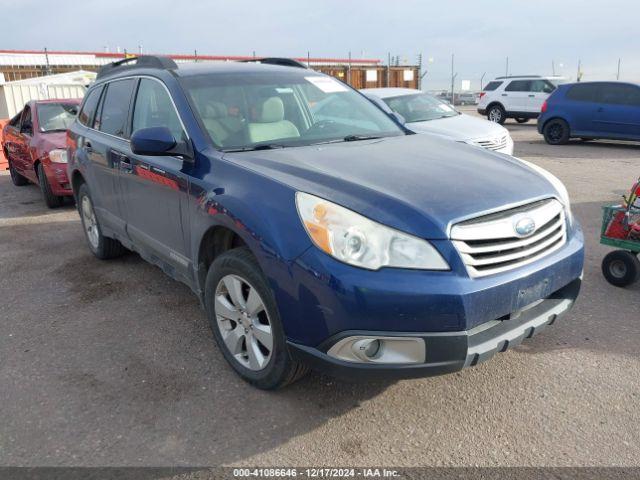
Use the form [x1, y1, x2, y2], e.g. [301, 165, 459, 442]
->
[602, 250, 640, 287]
[487, 104, 506, 124]
[543, 118, 570, 145]
[205, 247, 308, 389]
[77, 182, 126, 259]
[37, 163, 63, 208]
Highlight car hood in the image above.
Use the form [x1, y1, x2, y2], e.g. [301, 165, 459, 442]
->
[37, 131, 68, 151]
[222, 134, 557, 239]
[406, 113, 508, 142]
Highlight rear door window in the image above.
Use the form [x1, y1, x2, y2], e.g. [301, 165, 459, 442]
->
[483, 81, 503, 91]
[78, 86, 104, 126]
[505, 80, 532, 92]
[95, 79, 136, 137]
[600, 84, 640, 106]
[566, 84, 603, 103]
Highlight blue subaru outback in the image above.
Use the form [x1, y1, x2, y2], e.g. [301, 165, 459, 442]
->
[67, 56, 584, 389]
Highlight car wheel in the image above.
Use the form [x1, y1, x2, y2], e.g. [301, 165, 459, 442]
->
[487, 105, 506, 124]
[602, 250, 640, 287]
[543, 119, 570, 145]
[77, 182, 127, 259]
[37, 163, 63, 208]
[516, 118, 529, 124]
[7, 158, 29, 186]
[205, 247, 309, 389]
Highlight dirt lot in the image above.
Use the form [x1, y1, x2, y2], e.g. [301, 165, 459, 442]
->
[1, 116, 639, 467]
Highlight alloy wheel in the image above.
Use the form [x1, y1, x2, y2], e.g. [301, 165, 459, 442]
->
[489, 108, 502, 122]
[214, 274, 273, 371]
[81, 195, 100, 249]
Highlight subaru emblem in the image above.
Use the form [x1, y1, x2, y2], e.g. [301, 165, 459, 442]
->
[514, 217, 536, 237]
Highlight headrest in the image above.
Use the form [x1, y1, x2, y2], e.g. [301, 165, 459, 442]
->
[259, 97, 285, 123]
[204, 101, 227, 118]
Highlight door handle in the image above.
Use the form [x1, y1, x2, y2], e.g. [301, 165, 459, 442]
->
[502, 94, 508, 97]
[528, 94, 535, 98]
[85, 141, 93, 153]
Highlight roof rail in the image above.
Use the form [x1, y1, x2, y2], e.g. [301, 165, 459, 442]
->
[240, 57, 308, 69]
[96, 55, 178, 80]
[495, 75, 544, 79]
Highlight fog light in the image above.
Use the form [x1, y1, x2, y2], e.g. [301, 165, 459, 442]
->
[327, 336, 425, 364]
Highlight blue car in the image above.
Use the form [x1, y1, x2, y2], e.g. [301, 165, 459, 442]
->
[539, 81, 640, 145]
[67, 56, 584, 389]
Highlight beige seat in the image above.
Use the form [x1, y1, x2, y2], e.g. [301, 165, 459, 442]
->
[248, 97, 300, 144]
[201, 101, 233, 145]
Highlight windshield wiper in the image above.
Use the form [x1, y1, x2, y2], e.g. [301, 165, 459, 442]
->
[343, 134, 384, 142]
[221, 143, 289, 153]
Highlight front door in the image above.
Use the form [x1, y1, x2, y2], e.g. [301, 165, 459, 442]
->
[14, 106, 35, 180]
[502, 80, 531, 113]
[527, 79, 556, 113]
[118, 78, 191, 278]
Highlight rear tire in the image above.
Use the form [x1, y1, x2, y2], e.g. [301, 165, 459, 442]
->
[487, 104, 506, 124]
[204, 247, 309, 389]
[8, 158, 29, 186]
[516, 118, 530, 124]
[602, 250, 640, 287]
[77, 182, 127, 259]
[37, 163, 63, 208]
[543, 118, 570, 145]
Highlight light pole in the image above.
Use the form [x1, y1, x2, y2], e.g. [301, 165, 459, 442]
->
[617, 58, 621, 80]
[480, 72, 486, 91]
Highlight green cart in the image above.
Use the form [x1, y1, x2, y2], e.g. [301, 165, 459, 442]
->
[600, 204, 640, 287]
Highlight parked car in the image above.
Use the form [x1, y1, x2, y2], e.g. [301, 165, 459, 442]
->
[2, 99, 80, 207]
[457, 93, 479, 106]
[478, 76, 557, 124]
[67, 56, 584, 389]
[362, 88, 514, 155]
[538, 81, 640, 145]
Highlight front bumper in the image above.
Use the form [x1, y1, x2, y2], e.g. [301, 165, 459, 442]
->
[289, 276, 581, 380]
[44, 161, 73, 196]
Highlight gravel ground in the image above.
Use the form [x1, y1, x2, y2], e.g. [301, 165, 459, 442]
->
[0, 115, 639, 468]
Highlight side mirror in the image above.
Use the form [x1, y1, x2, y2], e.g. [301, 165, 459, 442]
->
[131, 127, 192, 160]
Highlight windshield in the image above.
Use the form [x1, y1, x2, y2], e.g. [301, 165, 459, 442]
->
[37, 103, 78, 132]
[179, 71, 404, 150]
[382, 93, 459, 123]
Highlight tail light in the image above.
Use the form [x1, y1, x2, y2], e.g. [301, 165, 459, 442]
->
[479, 92, 486, 99]
[541, 100, 548, 113]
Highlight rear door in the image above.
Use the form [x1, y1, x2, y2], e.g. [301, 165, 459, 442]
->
[3, 110, 23, 168]
[595, 83, 640, 139]
[85, 78, 137, 236]
[528, 79, 556, 113]
[118, 77, 191, 278]
[13, 105, 36, 181]
[502, 80, 531, 113]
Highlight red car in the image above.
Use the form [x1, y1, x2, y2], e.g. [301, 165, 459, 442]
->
[2, 99, 80, 207]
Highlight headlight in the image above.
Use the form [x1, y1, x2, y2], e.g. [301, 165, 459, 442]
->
[295, 192, 449, 271]
[49, 149, 68, 164]
[515, 157, 573, 225]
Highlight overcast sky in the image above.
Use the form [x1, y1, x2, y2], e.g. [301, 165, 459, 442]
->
[3, 0, 638, 89]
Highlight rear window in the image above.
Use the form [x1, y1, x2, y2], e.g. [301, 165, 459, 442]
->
[601, 84, 640, 106]
[566, 84, 602, 103]
[505, 80, 531, 92]
[78, 86, 103, 127]
[95, 79, 136, 137]
[483, 81, 502, 91]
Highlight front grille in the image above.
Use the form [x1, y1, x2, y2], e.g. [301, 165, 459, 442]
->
[451, 199, 567, 277]
[475, 134, 509, 151]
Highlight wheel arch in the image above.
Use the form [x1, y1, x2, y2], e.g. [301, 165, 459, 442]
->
[486, 101, 505, 112]
[540, 115, 570, 134]
[70, 169, 86, 199]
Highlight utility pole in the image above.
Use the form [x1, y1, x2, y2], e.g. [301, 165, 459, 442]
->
[505, 56, 509, 77]
[417, 53, 423, 90]
[617, 58, 621, 80]
[347, 51, 352, 86]
[552, 60, 555, 76]
[387, 52, 391, 87]
[480, 72, 486, 91]
[44, 47, 52, 75]
[450, 53, 456, 104]
[307, 51, 310, 68]
[577, 59, 582, 82]
[194, 49, 198, 62]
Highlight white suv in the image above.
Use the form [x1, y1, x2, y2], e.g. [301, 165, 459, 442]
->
[478, 76, 558, 124]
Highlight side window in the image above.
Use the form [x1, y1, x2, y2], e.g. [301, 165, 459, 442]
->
[505, 80, 532, 92]
[132, 79, 184, 140]
[483, 81, 503, 92]
[9, 111, 22, 128]
[78, 86, 103, 126]
[531, 80, 556, 94]
[566, 84, 602, 103]
[20, 107, 33, 134]
[601, 84, 640, 107]
[95, 79, 136, 138]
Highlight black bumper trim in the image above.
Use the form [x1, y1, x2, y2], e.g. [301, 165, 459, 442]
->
[288, 277, 581, 382]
